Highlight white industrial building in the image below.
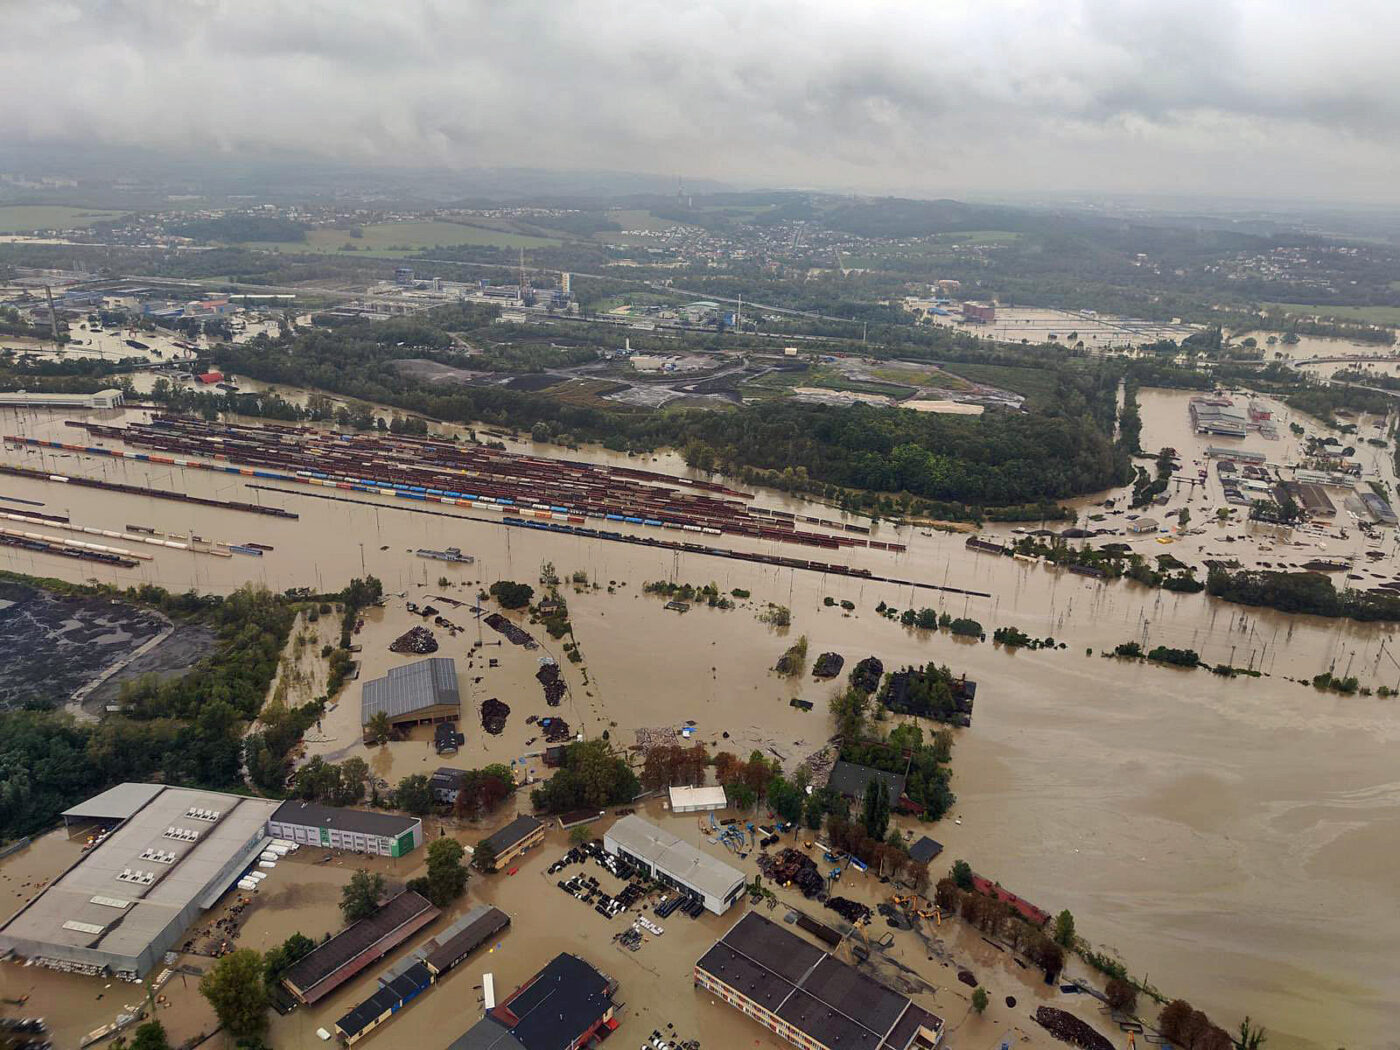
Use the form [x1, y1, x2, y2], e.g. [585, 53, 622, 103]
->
[0, 389, 124, 409]
[0, 784, 277, 977]
[667, 785, 728, 813]
[603, 815, 745, 915]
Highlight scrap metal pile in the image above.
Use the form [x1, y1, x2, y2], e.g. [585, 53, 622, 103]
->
[388, 625, 437, 654]
[480, 697, 510, 735]
[484, 613, 537, 648]
[758, 848, 824, 898]
[539, 715, 572, 743]
[536, 661, 566, 706]
[1033, 1007, 1115, 1050]
[823, 896, 871, 925]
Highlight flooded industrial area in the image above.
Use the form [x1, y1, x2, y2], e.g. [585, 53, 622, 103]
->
[1, 382, 1397, 1050]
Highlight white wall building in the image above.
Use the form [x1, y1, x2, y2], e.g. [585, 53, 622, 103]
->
[604, 815, 744, 914]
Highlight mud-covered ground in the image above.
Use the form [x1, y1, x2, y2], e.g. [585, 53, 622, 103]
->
[0, 581, 168, 709]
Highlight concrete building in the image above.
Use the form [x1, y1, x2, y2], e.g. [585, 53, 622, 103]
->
[0, 389, 124, 410]
[604, 815, 745, 915]
[448, 952, 619, 1050]
[668, 785, 728, 813]
[477, 815, 546, 869]
[361, 657, 460, 740]
[0, 784, 277, 977]
[1127, 518, 1160, 534]
[283, 890, 440, 1004]
[266, 800, 422, 857]
[961, 301, 995, 324]
[1207, 446, 1266, 463]
[1189, 397, 1248, 438]
[695, 912, 945, 1050]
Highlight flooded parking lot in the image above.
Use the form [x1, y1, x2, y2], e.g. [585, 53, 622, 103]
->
[0, 391, 1397, 1049]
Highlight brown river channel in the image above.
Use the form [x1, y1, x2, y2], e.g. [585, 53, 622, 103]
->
[0, 386, 1396, 1050]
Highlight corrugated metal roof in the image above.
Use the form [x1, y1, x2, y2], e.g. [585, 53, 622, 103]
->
[604, 815, 743, 901]
[361, 657, 460, 725]
[61, 782, 164, 821]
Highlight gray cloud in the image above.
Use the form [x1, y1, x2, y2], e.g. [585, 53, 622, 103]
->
[4, 0, 1400, 201]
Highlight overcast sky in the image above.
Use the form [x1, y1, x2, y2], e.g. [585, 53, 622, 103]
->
[5, 0, 1399, 203]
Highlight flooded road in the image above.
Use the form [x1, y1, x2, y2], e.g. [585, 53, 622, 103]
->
[1, 392, 1398, 1049]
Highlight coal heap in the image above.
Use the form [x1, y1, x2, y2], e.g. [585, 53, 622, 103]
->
[389, 625, 438, 654]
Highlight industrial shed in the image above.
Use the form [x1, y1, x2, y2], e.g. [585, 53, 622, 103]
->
[604, 815, 744, 914]
[477, 815, 546, 869]
[0, 785, 276, 978]
[267, 800, 422, 857]
[361, 657, 460, 738]
[283, 890, 440, 1004]
[668, 785, 728, 813]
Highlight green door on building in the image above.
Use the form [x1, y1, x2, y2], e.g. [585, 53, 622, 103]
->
[391, 829, 416, 858]
[319, 827, 331, 847]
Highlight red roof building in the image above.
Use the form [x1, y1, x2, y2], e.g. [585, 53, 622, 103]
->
[197, 371, 223, 384]
[971, 875, 1050, 927]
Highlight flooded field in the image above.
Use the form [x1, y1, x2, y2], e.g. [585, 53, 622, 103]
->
[0, 390, 1397, 1049]
[925, 306, 1198, 351]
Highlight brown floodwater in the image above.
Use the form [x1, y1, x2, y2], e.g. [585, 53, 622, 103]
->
[1, 390, 1397, 1050]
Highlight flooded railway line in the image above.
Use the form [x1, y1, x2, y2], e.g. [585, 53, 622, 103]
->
[245, 482, 991, 598]
[43, 418, 903, 554]
[0, 460, 299, 519]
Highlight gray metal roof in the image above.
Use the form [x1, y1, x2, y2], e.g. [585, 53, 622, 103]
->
[0, 785, 277, 973]
[270, 800, 420, 840]
[61, 782, 165, 822]
[827, 761, 906, 803]
[361, 657, 460, 725]
[604, 815, 743, 901]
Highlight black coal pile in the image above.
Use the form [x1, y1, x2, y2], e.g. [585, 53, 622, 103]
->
[812, 652, 844, 679]
[957, 969, 978, 988]
[389, 625, 437, 654]
[758, 848, 824, 898]
[823, 896, 870, 925]
[540, 715, 572, 743]
[536, 662, 566, 706]
[1033, 1007, 1114, 1050]
[484, 613, 537, 648]
[850, 656, 883, 693]
[480, 697, 511, 735]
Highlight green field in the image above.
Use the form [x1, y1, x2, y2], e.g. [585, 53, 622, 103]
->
[247, 220, 559, 256]
[0, 205, 126, 233]
[870, 364, 969, 390]
[941, 362, 1059, 401]
[1265, 302, 1400, 326]
[933, 229, 1022, 244]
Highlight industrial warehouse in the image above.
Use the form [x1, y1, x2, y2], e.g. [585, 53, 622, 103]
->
[282, 890, 440, 1005]
[695, 912, 945, 1050]
[266, 799, 422, 857]
[0, 784, 277, 977]
[360, 656, 461, 739]
[603, 815, 745, 915]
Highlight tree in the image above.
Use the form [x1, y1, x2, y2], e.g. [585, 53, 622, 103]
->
[396, 773, 434, 816]
[569, 825, 591, 845]
[489, 580, 534, 609]
[951, 859, 974, 891]
[862, 778, 890, 840]
[1105, 977, 1138, 1014]
[263, 931, 316, 988]
[1236, 1016, 1267, 1050]
[971, 986, 989, 1014]
[767, 775, 805, 824]
[340, 868, 385, 923]
[474, 838, 499, 872]
[199, 948, 268, 1038]
[365, 710, 393, 745]
[1052, 909, 1076, 948]
[1177, 507, 1191, 531]
[129, 1021, 171, 1050]
[410, 837, 469, 908]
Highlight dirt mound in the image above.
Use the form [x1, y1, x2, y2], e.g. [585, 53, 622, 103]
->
[389, 625, 437, 654]
[481, 697, 510, 735]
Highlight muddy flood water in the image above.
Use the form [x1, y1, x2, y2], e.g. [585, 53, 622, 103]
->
[0, 389, 1397, 1050]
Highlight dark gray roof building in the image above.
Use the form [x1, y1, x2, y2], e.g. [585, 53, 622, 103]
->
[826, 761, 907, 805]
[908, 837, 944, 864]
[361, 657, 460, 730]
[695, 912, 944, 1050]
[448, 952, 617, 1050]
